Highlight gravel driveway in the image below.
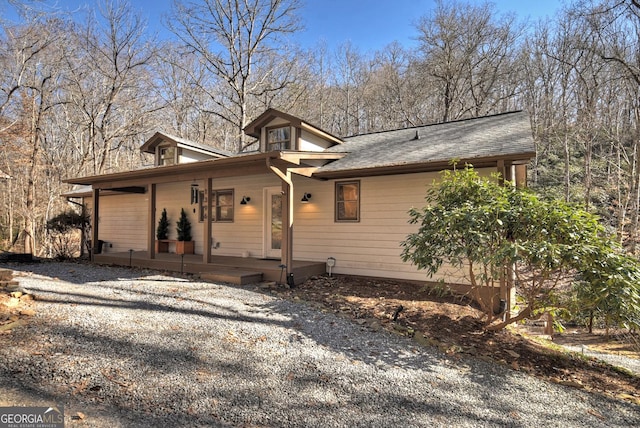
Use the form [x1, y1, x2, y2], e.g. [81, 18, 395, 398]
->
[1, 261, 638, 427]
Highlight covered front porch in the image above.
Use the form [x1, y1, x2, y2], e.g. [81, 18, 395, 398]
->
[71, 151, 344, 282]
[93, 251, 326, 285]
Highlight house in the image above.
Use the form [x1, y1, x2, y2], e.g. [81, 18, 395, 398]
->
[63, 109, 535, 293]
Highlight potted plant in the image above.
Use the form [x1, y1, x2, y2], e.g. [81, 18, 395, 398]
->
[176, 208, 194, 254]
[155, 208, 170, 253]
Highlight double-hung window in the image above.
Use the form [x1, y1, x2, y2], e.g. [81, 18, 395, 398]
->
[335, 181, 360, 222]
[212, 189, 234, 222]
[158, 146, 176, 166]
[267, 126, 291, 151]
[199, 189, 235, 222]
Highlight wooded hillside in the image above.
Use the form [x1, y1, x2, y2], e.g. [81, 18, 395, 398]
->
[0, 0, 639, 257]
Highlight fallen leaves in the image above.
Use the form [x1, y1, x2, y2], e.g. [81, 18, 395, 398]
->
[100, 368, 131, 388]
[587, 408, 605, 420]
[0, 319, 25, 332]
[71, 412, 85, 421]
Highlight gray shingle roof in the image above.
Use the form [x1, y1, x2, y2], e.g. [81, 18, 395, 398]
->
[168, 133, 234, 157]
[142, 131, 234, 158]
[318, 111, 535, 175]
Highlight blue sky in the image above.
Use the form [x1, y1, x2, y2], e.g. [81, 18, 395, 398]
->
[3, 0, 564, 52]
[299, 0, 563, 52]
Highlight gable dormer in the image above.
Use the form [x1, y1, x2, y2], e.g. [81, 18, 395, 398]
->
[244, 109, 343, 153]
[140, 132, 232, 166]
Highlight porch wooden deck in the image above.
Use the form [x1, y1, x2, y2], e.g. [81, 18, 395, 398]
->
[93, 251, 326, 285]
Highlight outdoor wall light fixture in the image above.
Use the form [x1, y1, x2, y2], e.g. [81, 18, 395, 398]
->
[190, 183, 199, 204]
[240, 196, 251, 205]
[301, 193, 312, 203]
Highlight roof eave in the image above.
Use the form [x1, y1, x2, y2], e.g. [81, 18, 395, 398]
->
[312, 153, 535, 180]
[139, 131, 168, 154]
[62, 151, 342, 186]
[244, 108, 303, 138]
[140, 132, 230, 158]
[175, 142, 228, 158]
[244, 109, 344, 146]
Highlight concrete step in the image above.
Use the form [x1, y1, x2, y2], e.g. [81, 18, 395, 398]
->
[200, 270, 263, 285]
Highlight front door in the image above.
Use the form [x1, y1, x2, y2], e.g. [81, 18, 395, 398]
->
[264, 187, 282, 259]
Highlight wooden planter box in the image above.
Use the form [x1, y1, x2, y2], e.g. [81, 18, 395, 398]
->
[155, 240, 194, 254]
[176, 240, 194, 255]
[155, 240, 171, 253]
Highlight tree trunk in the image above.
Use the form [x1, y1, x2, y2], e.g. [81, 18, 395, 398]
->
[487, 305, 532, 331]
[631, 115, 640, 253]
[584, 135, 592, 210]
[23, 104, 41, 255]
[564, 133, 570, 202]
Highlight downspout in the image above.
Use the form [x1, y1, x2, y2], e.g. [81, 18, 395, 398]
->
[266, 156, 294, 283]
[497, 161, 517, 322]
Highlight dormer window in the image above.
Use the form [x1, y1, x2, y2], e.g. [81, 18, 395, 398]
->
[158, 146, 176, 166]
[267, 126, 290, 151]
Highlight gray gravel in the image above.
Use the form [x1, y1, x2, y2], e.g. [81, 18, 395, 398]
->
[1, 261, 639, 427]
[560, 344, 640, 376]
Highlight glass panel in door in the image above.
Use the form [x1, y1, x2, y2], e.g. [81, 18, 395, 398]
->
[265, 187, 282, 258]
[270, 193, 282, 251]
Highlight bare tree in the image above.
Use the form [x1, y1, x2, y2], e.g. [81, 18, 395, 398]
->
[153, 45, 216, 143]
[331, 42, 371, 136]
[0, 18, 66, 254]
[566, 0, 640, 249]
[63, 0, 157, 175]
[366, 42, 428, 131]
[415, 0, 523, 122]
[292, 41, 333, 129]
[167, 0, 302, 153]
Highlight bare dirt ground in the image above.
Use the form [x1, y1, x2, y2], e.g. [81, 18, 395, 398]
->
[279, 275, 640, 406]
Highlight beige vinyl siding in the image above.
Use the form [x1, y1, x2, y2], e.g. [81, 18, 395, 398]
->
[156, 181, 203, 253]
[299, 130, 332, 151]
[98, 193, 148, 252]
[86, 164, 492, 285]
[136, 175, 280, 257]
[178, 149, 215, 163]
[292, 171, 476, 284]
[209, 175, 281, 257]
